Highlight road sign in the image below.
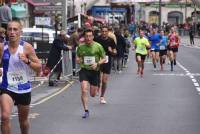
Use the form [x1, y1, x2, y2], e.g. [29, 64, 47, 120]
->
[35, 17, 51, 26]
[35, 5, 63, 11]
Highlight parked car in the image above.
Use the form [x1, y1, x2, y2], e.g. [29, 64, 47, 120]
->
[21, 27, 57, 44]
[21, 27, 58, 59]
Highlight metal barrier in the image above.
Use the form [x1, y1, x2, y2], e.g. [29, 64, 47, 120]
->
[30, 50, 74, 82]
[62, 50, 73, 80]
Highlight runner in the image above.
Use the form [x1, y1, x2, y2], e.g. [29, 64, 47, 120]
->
[0, 20, 41, 134]
[148, 27, 161, 70]
[95, 26, 117, 104]
[133, 29, 150, 77]
[168, 27, 180, 71]
[159, 30, 168, 71]
[76, 29, 106, 118]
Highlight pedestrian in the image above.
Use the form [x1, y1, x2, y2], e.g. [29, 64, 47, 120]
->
[76, 29, 106, 118]
[66, 28, 82, 76]
[133, 29, 150, 77]
[0, 27, 6, 43]
[95, 26, 117, 104]
[46, 30, 72, 86]
[0, 0, 12, 30]
[189, 26, 194, 46]
[0, 19, 41, 134]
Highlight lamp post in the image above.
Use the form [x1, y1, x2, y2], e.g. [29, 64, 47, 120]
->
[185, 0, 187, 22]
[159, 0, 162, 28]
[84, 2, 87, 14]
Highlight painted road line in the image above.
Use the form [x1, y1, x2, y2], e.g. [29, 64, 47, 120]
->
[194, 83, 200, 87]
[190, 75, 194, 79]
[177, 61, 200, 95]
[197, 87, 200, 92]
[31, 81, 74, 106]
[192, 79, 197, 83]
[153, 73, 200, 77]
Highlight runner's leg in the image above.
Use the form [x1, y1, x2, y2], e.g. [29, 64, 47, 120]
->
[18, 105, 30, 134]
[1, 94, 14, 134]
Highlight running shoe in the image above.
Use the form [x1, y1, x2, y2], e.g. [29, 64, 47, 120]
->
[100, 97, 107, 104]
[82, 111, 89, 119]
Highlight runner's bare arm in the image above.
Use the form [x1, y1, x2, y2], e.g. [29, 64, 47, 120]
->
[0, 43, 3, 76]
[0, 43, 3, 64]
[23, 42, 41, 73]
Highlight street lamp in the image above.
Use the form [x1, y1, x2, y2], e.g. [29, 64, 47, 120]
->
[84, 2, 87, 14]
[159, 0, 162, 28]
[185, 0, 187, 22]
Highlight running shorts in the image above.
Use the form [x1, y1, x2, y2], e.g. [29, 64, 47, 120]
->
[0, 90, 31, 105]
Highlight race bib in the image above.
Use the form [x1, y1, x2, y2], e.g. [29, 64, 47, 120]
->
[105, 56, 109, 63]
[160, 46, 166, 50]
[7, 71, 28, 86]
[84, 56, 95, 65]
[138, 46, 145, 51]
[170, 42, 176, 46]
[151, 48, 155, 51]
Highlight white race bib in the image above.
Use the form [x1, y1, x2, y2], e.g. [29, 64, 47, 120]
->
[170, 42, 176, 46]
[160, 46, 166, 50]
[7, 71, 28, 86]
[138, 46, 145, 51]
[105, 56, 109, 63]
[84, 56, 95, 65]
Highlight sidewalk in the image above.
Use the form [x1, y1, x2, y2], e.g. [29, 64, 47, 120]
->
[180, 36, 200, 47]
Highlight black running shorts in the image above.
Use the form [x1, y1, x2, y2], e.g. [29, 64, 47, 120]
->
[0, 90, 31, 105]
[79, 69, 99, 86]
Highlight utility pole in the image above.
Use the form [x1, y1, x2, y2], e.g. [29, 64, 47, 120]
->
[159, 0, 162, 28]
[62, 0, 67, 31]
[185, 0, 187, 22]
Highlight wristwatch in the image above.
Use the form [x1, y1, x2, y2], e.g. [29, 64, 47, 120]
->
[26, 59, 31, 65]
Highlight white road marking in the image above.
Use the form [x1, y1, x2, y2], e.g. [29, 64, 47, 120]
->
[190, 75, 194, 79]
[194, 83, 200, 87]
[153, 61, 200, 95]
[197, 87, 200, 92]
[192, 79, 197, 83]
[153, 73, 200, 77]
[177, 61, 200, 95]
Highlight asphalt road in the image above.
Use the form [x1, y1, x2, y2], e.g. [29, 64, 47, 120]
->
[8, 45, 200, 134]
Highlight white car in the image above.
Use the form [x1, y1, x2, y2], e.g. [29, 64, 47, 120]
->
[21, 27, 57, 44]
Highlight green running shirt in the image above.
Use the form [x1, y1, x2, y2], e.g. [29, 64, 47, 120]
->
[77, 41, 105, 70]
[133, 37, 150, 55]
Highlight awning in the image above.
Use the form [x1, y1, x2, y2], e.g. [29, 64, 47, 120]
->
[11, 4, 27, 18]
[25, 0, 50, 6]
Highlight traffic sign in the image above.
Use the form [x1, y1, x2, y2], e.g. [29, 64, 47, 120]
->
[35, 5, 63, 11]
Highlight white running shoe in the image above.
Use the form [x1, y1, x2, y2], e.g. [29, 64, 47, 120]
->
[100, 97, 107, 104]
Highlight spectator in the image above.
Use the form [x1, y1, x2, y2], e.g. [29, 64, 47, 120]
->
[46, 30, 72, 86]
[0, 0, 12, 30]
[189, 26, 194, 46]
[68, 28, 83, 76]
[0, 27, 6, 43]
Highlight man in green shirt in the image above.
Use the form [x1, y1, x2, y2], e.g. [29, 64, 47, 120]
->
[133, 29, 150, 77]
[76, 29, 106, 118]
